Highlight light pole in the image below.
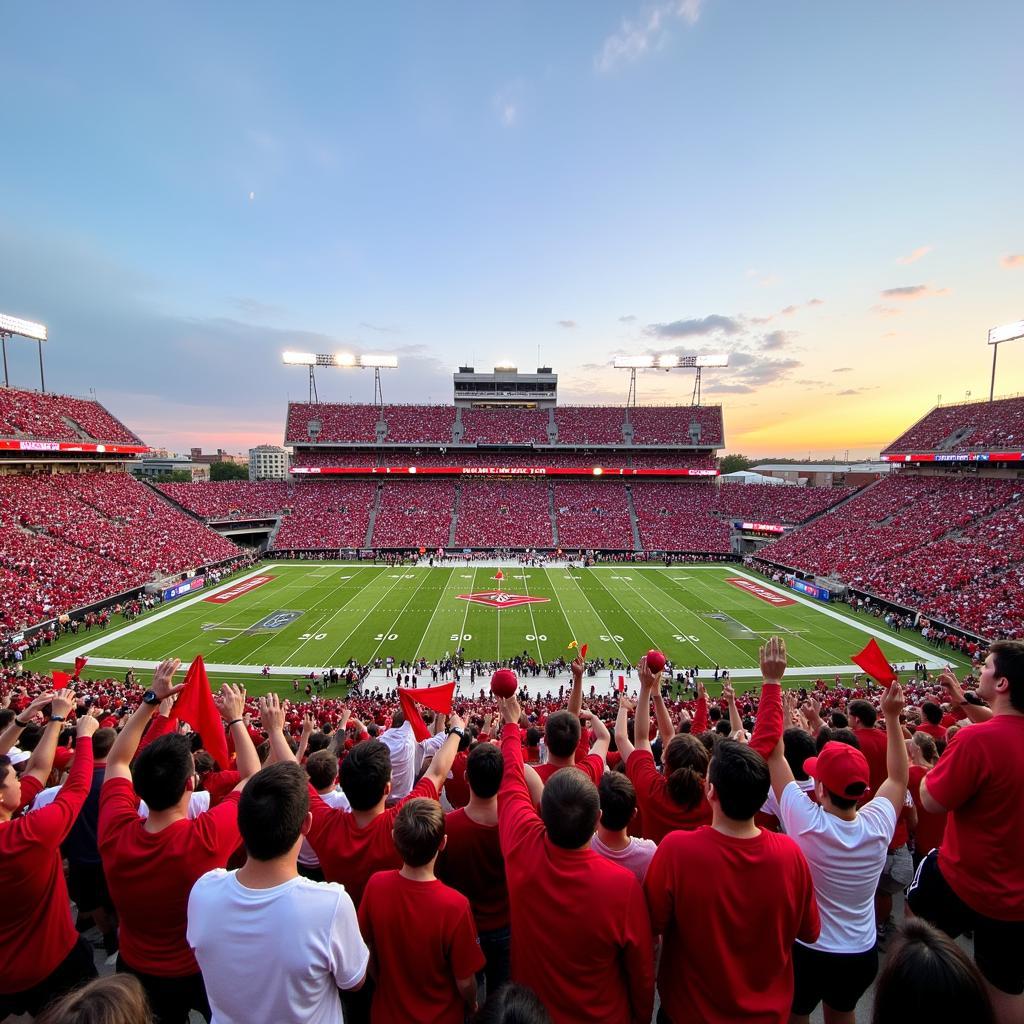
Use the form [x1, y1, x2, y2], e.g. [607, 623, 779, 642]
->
[0, 313, 48, 390]
[988, 320, 1024, 402]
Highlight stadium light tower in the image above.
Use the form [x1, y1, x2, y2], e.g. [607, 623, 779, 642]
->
[613, 352, 729, 414]
[281, 351, 398, 405]
[0, 312, 48, 391]
[988, 320, 1024, 402]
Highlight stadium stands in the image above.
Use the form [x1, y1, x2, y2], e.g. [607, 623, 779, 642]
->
[372, 480, 455, 548]
[553, 482, 634, 550]
[459, 408, 548, 444]
[0, 386, 141, 444]
[158, 481, 294, 519]
[454, 480, 553, 548]
[882, 395, 1024, 454]
[712, 482, 858, 523]
[271, 481, 378, 550]
[629, 405, 724, 446]
[285, 403, 382, 445]
[632, 482, 731, 553]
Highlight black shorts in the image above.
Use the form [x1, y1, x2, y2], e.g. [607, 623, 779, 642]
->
[0, 935, 97, 1019]
[907, 848, 1024, 995]
[117, 959, 210, 1024]
[67, 860, 113, 914]
[791, 940, 878, 1015]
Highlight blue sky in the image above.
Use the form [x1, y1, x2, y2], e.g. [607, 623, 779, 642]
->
[2, 1, 1022, 456]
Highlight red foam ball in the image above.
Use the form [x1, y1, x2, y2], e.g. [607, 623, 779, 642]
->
[490, 668, 519, 698]
[644, 649, 667, 674]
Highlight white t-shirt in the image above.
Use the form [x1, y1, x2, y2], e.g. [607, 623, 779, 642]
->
[187, 870, 368, 1024]
[32, 787, 210, 819]
[298, 788, 351, 867]
[779, 782, 897, 953]
[590, 833, 658, 884]
[760, 777, 815, 827]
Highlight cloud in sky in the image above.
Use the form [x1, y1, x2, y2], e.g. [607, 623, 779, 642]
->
[871, 305, 904, 317]
[557, 319, 578, 329]
[493, 82, 524, 127]
[595, 0, 704, 73]
[760, 330, 791, 351]
[749, 298, 824, 324]
[880, 284, 950, 300]
[896, 245, 932, 265]
[645, 314, 741, 338]
[832, 366, 853, 373]
[618, 315, 637, 323]
[359, 321, 401, 334]
[746, 269, 780, 287]
[1001, 254, 1024, 268]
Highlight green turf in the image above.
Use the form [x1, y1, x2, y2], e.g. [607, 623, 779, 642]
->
[36, 562, 970, 698]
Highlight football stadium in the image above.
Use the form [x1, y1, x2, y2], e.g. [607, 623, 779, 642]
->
[3, 6, 1023, 1024]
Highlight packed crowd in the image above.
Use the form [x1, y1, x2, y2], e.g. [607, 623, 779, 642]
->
[1, 638, 1021, 1024]
[454, 481, 553, 550]
[882, 395, 1024, 454]
[761, 475, 1024, 638]
[553, 482, 634, 550]
[288, 448, 720, 470]
[0, 387, 142, 445]
[0, 472, 240, 640]
[271, 481, 378, 551]
[371, 480, 456, 549]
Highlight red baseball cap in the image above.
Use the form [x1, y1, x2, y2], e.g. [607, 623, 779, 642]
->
[803, 742, 870, 799]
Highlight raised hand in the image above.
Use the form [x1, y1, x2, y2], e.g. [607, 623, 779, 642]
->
[571, 654, 585, 682]
[151, 658, 185, 700]
[76, 713, 100, 738]
[498, 695, 521, 727]
[938, 667, 966, 706]
[301, 712, 316, 737]
[214, 683, 247, 724]
[18, 690, 56, 723]
[881, 681, 905, 720]
[723, 681, 736, 704]
[259, 693, 286, 733]
[50, 688, 76, 719]
[759, 636, 787, 685]
[637, 655, 661, 690]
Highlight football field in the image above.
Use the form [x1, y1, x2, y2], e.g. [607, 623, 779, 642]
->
[50, 562, 954, 691]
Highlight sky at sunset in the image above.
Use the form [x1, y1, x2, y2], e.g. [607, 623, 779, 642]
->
[1, 2, 1022, 458]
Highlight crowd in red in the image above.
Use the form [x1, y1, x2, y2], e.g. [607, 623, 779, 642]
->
[371, 480, 455, 548]
[883, 395, 1024, 454]
[553, 482, 634, 549]
[454, 480, 553, 549]
[0, 387, 142, 445]
[271, 481, 378, 550]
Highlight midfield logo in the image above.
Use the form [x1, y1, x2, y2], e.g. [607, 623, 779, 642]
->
[456, 591, 550, 608]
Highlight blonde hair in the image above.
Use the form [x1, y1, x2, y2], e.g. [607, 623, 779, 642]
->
[37, 975, 152, 1024]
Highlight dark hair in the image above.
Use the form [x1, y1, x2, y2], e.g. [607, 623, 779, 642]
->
[544, 711, 580, 758]
[990, 639, 1024, 713]
[305, 749, 340, 791]
[714, 720, 731, 737]
[340, 739, 391, 810]
[871, 919, 995, 1024]
[663, 734, 709, 810]
[36, 973, 151, 1024]
[849, 700, 877, 728]
[18, 724, 42, 752]
[921, 701, 943, 726]
[466, 743, 503, 799]
[541, 768, 599, 849]
[0, 754, 11, 787]
[239, 762, 310, 860]
[824, 789, 859, 811]
[473, 982, 552, 1024]
[525, 726, 542, 748]
[912, 731, 938, 764]
[194, 750, 216, 775]
[708, 705, 723, 722]
[133, 734, 194, 811]
[92, 728, 116, 761]
[783, 728, 816, 781]
[708, 740, 770, 822]
[307, 731, 330, 755]
[829, 711, 849, 729]
[0, 709, 14, 730]
[597, 771, 637, 831]
[816, 726, 861, 753]
[393, 797, 445, 867]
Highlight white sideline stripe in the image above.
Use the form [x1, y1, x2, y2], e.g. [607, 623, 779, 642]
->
[53, 563, 947, 673]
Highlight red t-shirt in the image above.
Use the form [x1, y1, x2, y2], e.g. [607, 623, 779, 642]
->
[645, 826, 819, 1024]
[358, 871, 484, 1024]
[202, 769, 241, 806]
[916, 722, 946, 741]
[443, 751, 470, 809]
[532, 753, 604, 786]
[0, 738, 94, 993]
[924, 715, 1024, 919]
[499, 724, 654, 1024]
[908, 764, 946, 856]
[626, 749, 711, 844]
[436, 808, 509, 931]
[307, 775, 438, 907]
[98, 778, 242, 976]
[853, 725, 888, 798]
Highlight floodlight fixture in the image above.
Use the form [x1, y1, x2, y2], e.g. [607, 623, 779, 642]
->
[281, 349, 399, 404]
[0, 311, 49, 391]
[360, 354, 398, 368]
[282, 351, 317, 365]
[987, 319, 1024, 401]
[614, 350, 730, 406]
[695, 353, 729, 368]
[613, 356, 654, 368]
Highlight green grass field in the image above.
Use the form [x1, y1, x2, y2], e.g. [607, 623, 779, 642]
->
[38, 562, 966, 696]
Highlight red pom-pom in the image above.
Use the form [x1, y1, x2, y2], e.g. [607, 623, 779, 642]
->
[644, 650, 667, 674]
[491, 668, 519, 698]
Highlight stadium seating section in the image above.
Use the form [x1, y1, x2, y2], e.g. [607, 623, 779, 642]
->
[759, 474, 1024, 638]
[632, 483, 731, 553]
[371, 480, 455, 548]
[553, 482, 634, 549]
[0, 472, 238, 634]
[0, 386, 141, 444]
[454, 480, 553, 549]
[882, 395, 1024, 454]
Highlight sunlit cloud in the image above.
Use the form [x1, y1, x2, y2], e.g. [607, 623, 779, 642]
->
[896, 245, 932, 265]
[595, 0, 704, 73]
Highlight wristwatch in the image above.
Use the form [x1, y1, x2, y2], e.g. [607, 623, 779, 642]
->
[142, 690, 160, 706]
[447, 726, 466, 739]
[49, 714, 66, 723]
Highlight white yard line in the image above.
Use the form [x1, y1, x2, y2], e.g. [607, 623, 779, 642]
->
[410, 568, 457, 658]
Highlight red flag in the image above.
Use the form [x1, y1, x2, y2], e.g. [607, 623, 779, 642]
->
[170, 655, 229, 769]
[851, 638, 897, 686]
[398, 682, 456, 742]
[494, 569, 504, 581]
[580, 644, 588, 660]
[73, 657, 88, 680]
[617, 675, 625, 693]
[52, 670, 72, 688]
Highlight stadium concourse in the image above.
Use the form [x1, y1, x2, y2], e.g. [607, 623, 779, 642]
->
[1, 385, 1023, 1024]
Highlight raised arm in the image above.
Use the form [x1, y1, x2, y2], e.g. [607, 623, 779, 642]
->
[615, 695, 635, 762]
[567, 654, 585, 717]
[749, 638, 785, 759]
[259, 694, 296, 763]
[214, 684, 260, 782]
[423, 714, 465, 792]
[23, 688, 76, 788]
[0, 690, 54, 756]
[634, 658, 658, 754]
[691, 681, 708, 735]
[295, 713, 316, 762]
[105, 659, 186, 783]
[579, 710, 610, 763]
[939, 668, 993, 724]
[723, 681, 744, 735]
[875, 682, 910, 814]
